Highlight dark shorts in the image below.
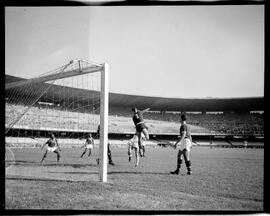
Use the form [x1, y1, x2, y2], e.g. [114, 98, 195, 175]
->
[136, 123, 147, 132]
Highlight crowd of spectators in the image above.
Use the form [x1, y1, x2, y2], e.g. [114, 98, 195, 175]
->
[6, 103, 99, 132]
[185, 113, 263, 135]
[6, 103, 264, 135]
[109, 108, 264, 135]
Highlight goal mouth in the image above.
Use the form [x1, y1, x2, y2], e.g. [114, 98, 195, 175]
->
[6, 59, 109, 182]
[5, 59, 103, 137]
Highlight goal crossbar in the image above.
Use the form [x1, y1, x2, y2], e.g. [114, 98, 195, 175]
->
[5, 65, 102, 90]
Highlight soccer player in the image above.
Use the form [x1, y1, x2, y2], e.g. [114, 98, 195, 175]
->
[132, 107, 150, 155]
[107, 143, 114, 165]
[170, 113, 193, 175]
[41, 133, 61, 163]
[139, 132, 146, 157]
[96, 125, 115, 165]
[80, 133, 94, 158]
[127, 133, 141, 166]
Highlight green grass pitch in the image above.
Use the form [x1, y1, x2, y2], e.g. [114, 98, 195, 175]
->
[5, 146, 263, 210]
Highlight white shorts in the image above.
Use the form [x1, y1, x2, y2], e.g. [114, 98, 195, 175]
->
[47, 146, 58, 152]
[130, 135, 145, 147]
[177, 138, 192, 152]
[140, 137, 146, 147]
[86, 144, 93, 149]
[128, 140, 139, 149]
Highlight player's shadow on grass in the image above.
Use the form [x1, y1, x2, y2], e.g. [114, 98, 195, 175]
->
[43, 163, 97, 168]
[108, 171, 171, 175]
[15, 160, 37, 164]
[14, 160, 97, 168]
[15, 160, 40, 166]
[48, 170, 171, 175]
[48, 171, 98, 174]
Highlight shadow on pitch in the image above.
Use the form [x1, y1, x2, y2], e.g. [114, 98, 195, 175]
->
[42, 163, 97, 168]
[47, 170, 172, 176]
[108, 171, 172, 175]
[14, 160, 97, 168]
[48, 171, 98, 175]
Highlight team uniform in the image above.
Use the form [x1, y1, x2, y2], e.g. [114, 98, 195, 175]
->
[95, 125, 115, 165]
[127, 133, 146, 166]
[41, 135, 60, 163]
[177, 124, 192, 152]
[85, 137, 94, 149]
[127, 133, 146, 149]
[140, 133, 146, 157]
[128, 135, 139, 149]
[171, 114, 193, 175]
[133, 110, 147, 134]
[80, 135, 94, 158]
[46, 140, 58, 152]
[127, 134, 142, 166]
[132, 108, 149, 156]
[46, 138, 58, 150]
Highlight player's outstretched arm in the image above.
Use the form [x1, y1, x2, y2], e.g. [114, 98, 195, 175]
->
[83, 140, 87, 148]
[41, 141, 47, 149]
[189, 134, 192, 143]
[191, 141, 197, 148]
[141, 108, 150, 113]
[174, 140, 180, 149]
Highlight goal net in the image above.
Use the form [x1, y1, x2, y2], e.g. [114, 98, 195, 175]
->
[5, 59, 109, 182]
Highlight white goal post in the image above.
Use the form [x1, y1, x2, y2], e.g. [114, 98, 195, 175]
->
[99, 63, 109, 182]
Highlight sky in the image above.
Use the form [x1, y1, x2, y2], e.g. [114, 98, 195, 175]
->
[5, 5, 264, 98]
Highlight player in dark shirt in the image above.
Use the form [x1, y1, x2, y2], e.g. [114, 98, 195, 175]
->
[41, 133, 61, 163]
[80, 133, 94, 158]
[132, 107, 150, 156]
[96, 125, 115, 165]
[171, 113, 193, 175]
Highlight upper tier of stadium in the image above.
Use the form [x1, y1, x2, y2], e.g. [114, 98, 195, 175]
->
[5, 74, 264, 112]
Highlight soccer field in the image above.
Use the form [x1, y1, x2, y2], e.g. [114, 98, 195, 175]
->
[5, 145, 264, 210]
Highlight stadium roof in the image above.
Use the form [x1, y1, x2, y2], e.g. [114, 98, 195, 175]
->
[5, 74, 264, 112]
[109, 93, 263, 112]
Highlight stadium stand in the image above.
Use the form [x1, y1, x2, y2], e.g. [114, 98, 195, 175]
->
[6, 103, 264, 135]
[108, 107, 263, 135]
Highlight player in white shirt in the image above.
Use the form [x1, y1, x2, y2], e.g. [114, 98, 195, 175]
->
[127, 132, 146, 167]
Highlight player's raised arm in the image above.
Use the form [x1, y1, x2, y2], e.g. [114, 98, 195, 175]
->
[141, 108, 150, 113]
[189, 134, 192, 143]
